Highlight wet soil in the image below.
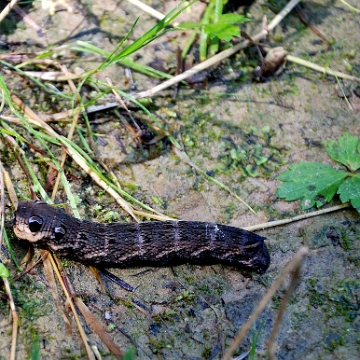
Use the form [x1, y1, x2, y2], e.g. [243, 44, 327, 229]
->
[1, 0, 360, 359]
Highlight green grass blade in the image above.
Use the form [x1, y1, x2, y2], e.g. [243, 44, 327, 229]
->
[0, 60, 72, 100]
[199, 0, 214, 61]
[3, 228, 20, 269]
[116, 0, 196, 60]
[209, 0, 223, 56]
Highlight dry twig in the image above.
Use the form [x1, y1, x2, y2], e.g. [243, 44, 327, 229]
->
[222, 247, 309, 360]
[244, 203, 350, 232]
[267, 264, 302, 359]
[48, 253, 97, 360]
[133, 0, 302, 99]
[0, 0, 18, 23]
[0, 160, 18, 360]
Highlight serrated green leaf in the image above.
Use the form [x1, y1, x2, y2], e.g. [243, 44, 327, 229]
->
[338, 175, 360, 212]
[277, 162, 348, 209]
[326, 133, 360, 172]
[0, 263, 9, 278]
[204, 23, 240, 41]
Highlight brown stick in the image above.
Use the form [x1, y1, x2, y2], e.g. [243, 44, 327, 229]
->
[3, 278, 18, 360]
[222, 247, 308, 360]
[48, 253, 96, 360]
[133, 0, 302, 100]
[267, 265, 302, 359]
[0, 0, 18, 23]
[244, 203, 350, 231]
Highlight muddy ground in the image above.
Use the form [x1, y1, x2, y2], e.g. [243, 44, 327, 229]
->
[0, 0, 360, 359]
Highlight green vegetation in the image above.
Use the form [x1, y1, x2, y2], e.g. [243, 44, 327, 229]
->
[147, 337, 173, 353]
[1, 0, 359, 358]
[250, 319, 266, 360]
[277, 133, 360, 212]
[0, 263, 9, 278]
[123, 346, 136, 360]
[332, 279, 360, 322]
[180, 101, 288, 182]
[179, 12, 250, 56]
[178, 0, 250, 60]
[217, 125, 287, 178]
[307, 278, 360, 322]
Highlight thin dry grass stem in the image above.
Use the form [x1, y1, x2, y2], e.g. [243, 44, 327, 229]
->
[267, 265, 301, 360]
[44, 109, 81, 123]
[42, 251, 72, 332]
[122, 297, 152, 318]
[126, 0, 168, 21]
[12, 95, 168, 220]
[57, 263, 124, 358]
[20, 71, 80, 81]
[129, 0, 358, 99]
[106, 92, 139, 145]
[11, 253, 46, 282]
[74, 297, 124, 359]
[339, 0, 360, 13]
[0, 114, 63, 125]
[63, 145, 139, 221]
[106, 77, 143, 139]
[132, 209, 173, 221]
[243, 203, 350, 232]
[0, 89, 4, 112]
[45, 66, 124, 353]
[0, 161, 18, 360]
[134, 0, 301, 100]
[89, 266, 107, 293]
[91, 345, 102, 360]
[266, 0, 302, 31]
[2, 168, 18, 209]
[0, 161, 6, 251]
[3, 134, 37, 199]
[12, 4, 45, 39]
[336, 80, 353, 111]
[222, 246, 309, 360]
[51, 64, 80, 201]
[48, 253, 97, 360]
[10, 94, 140, 220]
[286, 54, 360, 83]
[0, 0, 18, 23]
[11, 94, 58, 137]
[3, 278, 18, 360]
[3, 133, 25, 156]
[16, 58, 61, 68]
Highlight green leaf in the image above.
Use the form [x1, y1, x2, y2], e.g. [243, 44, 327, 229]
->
[177, 21, 202, 29]
[255, 155, 268, 166]
[326, 133, 360, 172]
[337, 175, 360, 212]
[178, 14, 249, 30]
[0, 263, 9, 278]
[277, 162, 348, 209]
[204, 23, 240, 41]
[246, 164, 259, 177]
[218, 14, 250, 24]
